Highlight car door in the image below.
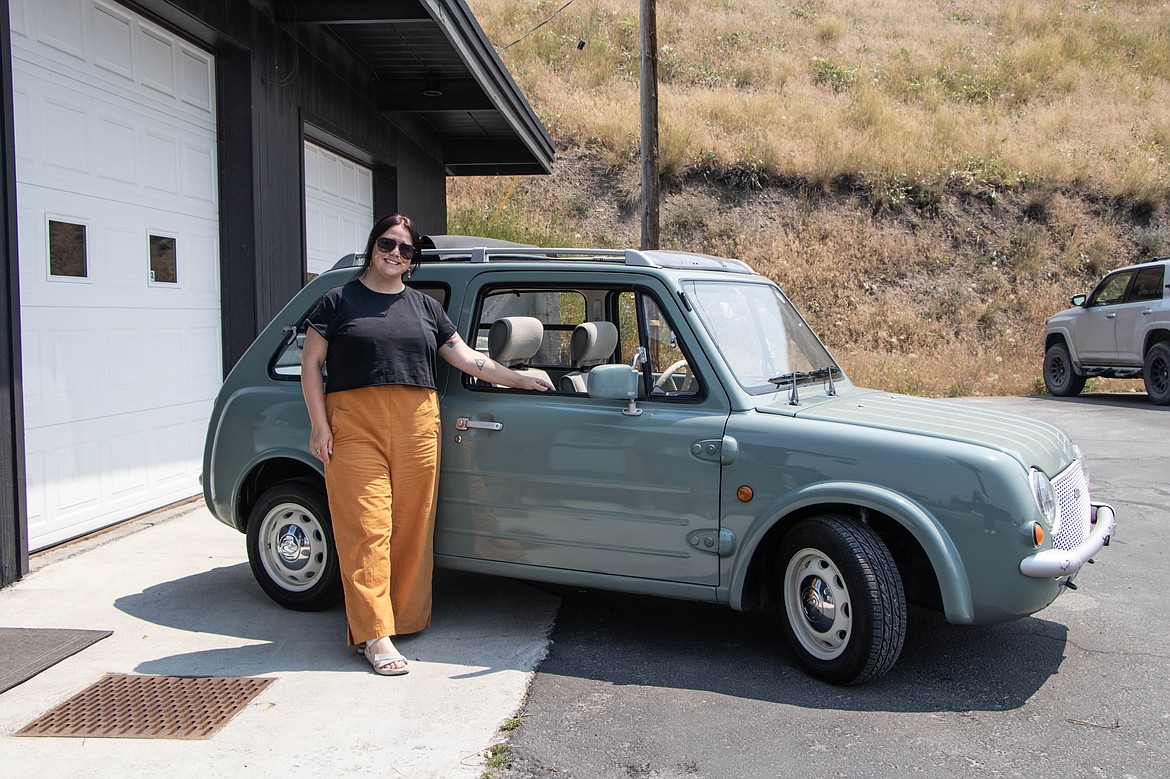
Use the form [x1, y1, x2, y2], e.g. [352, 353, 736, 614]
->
[434, 274, 728, 586]
[1114, 265, 1165, 364]
[1075, 270, 1135, 363]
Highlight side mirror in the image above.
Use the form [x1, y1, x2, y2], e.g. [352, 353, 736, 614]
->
[587, 365, 643, 416]
[1071, 293, 1087, 307]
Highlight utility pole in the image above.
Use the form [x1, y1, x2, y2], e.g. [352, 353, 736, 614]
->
[639, 0, 660, 250]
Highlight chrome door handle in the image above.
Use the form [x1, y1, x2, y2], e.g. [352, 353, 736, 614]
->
[1142, 309, 1154, 315]
[455, 418, 503, 431]
[1105, 313, 1117, 319]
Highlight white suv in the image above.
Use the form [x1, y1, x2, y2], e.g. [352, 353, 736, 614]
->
[1044, 257, 1170, 404]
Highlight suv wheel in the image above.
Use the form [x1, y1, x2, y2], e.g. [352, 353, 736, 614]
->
[246, 480, 342, 611]
[775, 515, 906, 685]
[1044, 342, 1086, 397]
[1144, 342, 1170, 405]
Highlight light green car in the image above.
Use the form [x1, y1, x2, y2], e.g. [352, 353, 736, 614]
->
[202, 239, 1116, 684]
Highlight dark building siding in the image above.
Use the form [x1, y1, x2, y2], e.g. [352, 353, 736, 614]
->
[0, 0, 27, 587]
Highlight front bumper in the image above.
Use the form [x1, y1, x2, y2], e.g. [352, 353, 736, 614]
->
[1019, 503, 1116, 578]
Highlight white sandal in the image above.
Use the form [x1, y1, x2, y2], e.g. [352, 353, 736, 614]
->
[358, 640, 409, 676]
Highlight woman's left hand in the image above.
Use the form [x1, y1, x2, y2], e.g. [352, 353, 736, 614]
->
[518, 375, 554, 392]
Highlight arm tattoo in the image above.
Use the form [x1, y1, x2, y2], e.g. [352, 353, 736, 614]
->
[475, 358, 486, 371]
[444, 336, 458, 349]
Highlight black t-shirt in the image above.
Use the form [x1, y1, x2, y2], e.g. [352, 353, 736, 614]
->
[305, 279, 458, 393]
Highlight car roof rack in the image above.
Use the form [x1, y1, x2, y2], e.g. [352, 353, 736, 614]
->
[417, 237, 756, 274]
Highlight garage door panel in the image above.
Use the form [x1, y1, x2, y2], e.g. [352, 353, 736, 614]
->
[20, 309, 221, 428]
[97, 114, 138, 184]
[33, 0, 85, 61]
[93, 1, 134, 80]
[179, 47, 214, 112]
[42, 97, 91, 172]
[24, 404, 208, 548]
[15, 71, 217, 214]
[19, 186, 220, 305]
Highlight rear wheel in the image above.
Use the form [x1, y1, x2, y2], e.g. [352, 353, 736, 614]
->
[1144, 342, 1170, 405]
[246, 480, 342, 611]
[775, 515, 906, 685]
[1044, 342, 1086, 397]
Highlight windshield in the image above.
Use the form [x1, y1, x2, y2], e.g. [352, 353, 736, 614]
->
[685, 280, 838, 395]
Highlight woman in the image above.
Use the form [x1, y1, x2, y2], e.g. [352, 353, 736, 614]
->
[301, 213, 552, 675]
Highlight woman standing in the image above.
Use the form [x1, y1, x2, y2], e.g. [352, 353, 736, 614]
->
[301, 213, 552, 675]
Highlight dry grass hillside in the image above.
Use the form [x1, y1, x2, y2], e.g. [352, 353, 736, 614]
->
[448, 0, 1170, 396]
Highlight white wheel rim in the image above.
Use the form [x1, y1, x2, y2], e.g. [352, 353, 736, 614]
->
[257, 501, 328, 592]
[784, 547, 853, 661]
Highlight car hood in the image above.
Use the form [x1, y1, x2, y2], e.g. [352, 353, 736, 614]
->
[757, 390, 1075, 476]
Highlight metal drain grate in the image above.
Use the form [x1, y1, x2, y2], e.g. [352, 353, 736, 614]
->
[15, 673, 276, 739]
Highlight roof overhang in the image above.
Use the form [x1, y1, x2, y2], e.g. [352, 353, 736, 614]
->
[286, 0, 554, 176]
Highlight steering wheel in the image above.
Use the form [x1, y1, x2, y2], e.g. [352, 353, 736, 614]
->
[654, 359, 690, 391]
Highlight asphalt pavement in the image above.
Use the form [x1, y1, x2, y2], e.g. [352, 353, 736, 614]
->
[497, 393, 1169, 779]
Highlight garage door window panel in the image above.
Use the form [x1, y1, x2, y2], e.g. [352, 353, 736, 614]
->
[48, 219, 88, 279]
[149, 233, 178, 284]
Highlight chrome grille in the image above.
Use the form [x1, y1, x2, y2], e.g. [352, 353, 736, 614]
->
[1052, 460, 1091, 550]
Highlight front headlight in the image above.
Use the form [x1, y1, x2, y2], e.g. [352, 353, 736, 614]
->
[1030, 468, 1058, 529]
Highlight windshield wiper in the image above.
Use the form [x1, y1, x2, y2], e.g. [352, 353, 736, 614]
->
[768, 365, 840, 404]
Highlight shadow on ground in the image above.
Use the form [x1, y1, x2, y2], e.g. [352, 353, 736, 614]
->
[114, 564, 556, 677]
[528, 585, 1068, 714]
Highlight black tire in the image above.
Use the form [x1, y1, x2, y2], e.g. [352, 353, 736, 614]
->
[1044, 342, 1086, 397]
[775, 515, 906, 685]
[1144, 341, 1170, 406]
[246, 480, 342, 611]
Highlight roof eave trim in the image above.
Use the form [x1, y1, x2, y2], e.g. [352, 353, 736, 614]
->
[421, 0, 555, 174]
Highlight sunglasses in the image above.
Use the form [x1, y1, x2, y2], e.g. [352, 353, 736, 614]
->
[374, 237, 418, 260]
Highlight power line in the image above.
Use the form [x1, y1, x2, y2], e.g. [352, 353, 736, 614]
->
[500, 0, 578, 51]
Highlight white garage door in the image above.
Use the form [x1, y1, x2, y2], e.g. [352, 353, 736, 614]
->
[304, 141, 373, 276]
[10, 0, 220, 550]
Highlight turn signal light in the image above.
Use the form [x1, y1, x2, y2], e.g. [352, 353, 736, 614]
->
[1032, 522, 1045, 547]
[737, 485, 753, 502]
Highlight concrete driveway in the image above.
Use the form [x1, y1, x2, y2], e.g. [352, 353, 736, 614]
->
[497, 394, 1169, 779]
[0, 501, 559, 777]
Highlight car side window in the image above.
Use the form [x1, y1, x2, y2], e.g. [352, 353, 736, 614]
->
[1130, 266, 1165, 302]
[1087, 271, 1135, 307]
[270, 282, 448, 379]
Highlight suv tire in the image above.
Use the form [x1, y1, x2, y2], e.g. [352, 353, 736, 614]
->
[246, 480, 342, 611]
[1144, 342, 1170, 405]
[775, 515, 906, 685]
[1044, 342, 1086, 397]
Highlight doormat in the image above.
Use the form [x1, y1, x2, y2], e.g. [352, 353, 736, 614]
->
[15, 673, 276, 739]
[0, 627, 112, 694]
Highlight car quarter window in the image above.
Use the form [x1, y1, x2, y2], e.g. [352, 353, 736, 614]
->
[270, 282, 448, 379]
[1130, 266, 1165, 302]
[1087, 271, 1135, 307]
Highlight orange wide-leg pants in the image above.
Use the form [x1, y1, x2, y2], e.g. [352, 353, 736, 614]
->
[324, 384, 441, 645]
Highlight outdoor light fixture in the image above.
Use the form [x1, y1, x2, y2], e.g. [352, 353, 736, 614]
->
[423, 73, 442, 97]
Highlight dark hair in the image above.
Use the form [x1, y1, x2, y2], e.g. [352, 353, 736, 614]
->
[361, 213, 423, 274]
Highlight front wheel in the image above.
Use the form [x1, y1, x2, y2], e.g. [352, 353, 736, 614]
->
[1044, 342, 1086, 397]
[1144, 342, 1170, 405]
[775, 515, 906, 685]
[246, 480, 342, 611]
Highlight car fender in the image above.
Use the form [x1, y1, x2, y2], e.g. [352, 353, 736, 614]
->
[205, 386, 321, 531]
[1045, 323, 1084, 369]
[727, 480, 975, 624]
